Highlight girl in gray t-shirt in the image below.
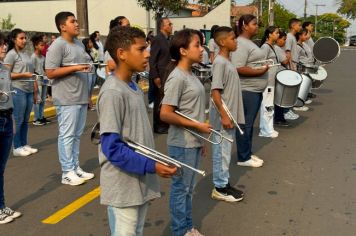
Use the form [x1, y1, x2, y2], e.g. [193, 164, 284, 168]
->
[4, 28, 37, 157]
[160, 29, 211, 236]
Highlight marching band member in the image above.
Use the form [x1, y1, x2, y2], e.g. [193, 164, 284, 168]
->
[97, 26, 176, 236]
[231, 14, 268, 168]
[160, 28, 211, 236]
[209, 26, 245, 202]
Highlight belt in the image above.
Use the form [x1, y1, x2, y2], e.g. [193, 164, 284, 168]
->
[0, 108, 13, 117]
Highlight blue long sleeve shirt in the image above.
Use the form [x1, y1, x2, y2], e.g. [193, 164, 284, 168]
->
[100, 133, 156, 175]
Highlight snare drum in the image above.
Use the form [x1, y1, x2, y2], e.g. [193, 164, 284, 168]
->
[274, 70, 302, 108]
[96, 67, 106, 80]
[313, 37, 340, 64]
[295, 74, 312, 107]
[308, 66, 328, 89]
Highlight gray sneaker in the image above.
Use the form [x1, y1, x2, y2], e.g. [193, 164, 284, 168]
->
[1, 207, 21, 219]
[0, 210, 13, 224]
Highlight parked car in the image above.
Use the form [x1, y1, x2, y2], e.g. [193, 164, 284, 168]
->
[349, 35, 356, 46]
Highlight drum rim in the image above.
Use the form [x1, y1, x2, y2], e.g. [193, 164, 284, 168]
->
[308, 66, 327, 81]
[313, 37, 340, 64]
[275, 69, 303, 87]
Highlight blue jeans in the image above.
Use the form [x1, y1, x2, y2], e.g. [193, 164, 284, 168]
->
[236, 91, 262, 162]
[211, 128, 235, 188]
[168, 146, 202, 236]
[56, 105, 87, 172]
[107, 203, 148, 236]
[88, 73, 97, 95]
[12, 88, 33, 148]
[34, 85, 47, 120]
[0, 115, 13, 209]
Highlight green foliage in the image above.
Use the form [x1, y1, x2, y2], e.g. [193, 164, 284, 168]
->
[337, 0, 356, 19]
[198, 0, 224, 8]
[307, 13, 351, 43]
[1, 14, 16, 30]
[136, 0, 189, 18]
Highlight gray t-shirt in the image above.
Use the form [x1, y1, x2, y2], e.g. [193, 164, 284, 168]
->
[209, 55, 245, 130]
[4, 49, 34, 92]
[45, 36, 90, 106]
[231, 36, 268, 93]
[162, 67, 206, 148]
[97, 75, 160, 207]
[31, 53, 45, 86]
[285, 33, 298, 66]
[296, 43, 314, 65]
[305, 37, 315, 51]
[0, 64, 13, 110]
[261, 43, 279, 87]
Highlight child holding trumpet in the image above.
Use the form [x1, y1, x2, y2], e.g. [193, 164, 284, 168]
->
[97, 26, 176, 236]
[209, 26, 245, 202]
[160, 29, 211, 236]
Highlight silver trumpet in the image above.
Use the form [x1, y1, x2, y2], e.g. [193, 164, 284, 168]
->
[210, 98, 244, 135]
[90, 122, 206, 176]
[0, 90, 17, 103]
[62, 62, 108, 67]
[175, 110, 233, 145]
[16, 74, 49, 83]
[251, 59, 280, 69]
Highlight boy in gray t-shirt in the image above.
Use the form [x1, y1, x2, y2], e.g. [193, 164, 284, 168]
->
[285, 18, 302, 70]
[45, 12, 94, 186]
[209, 27, 245, 203]
[97, 26, 176, 236]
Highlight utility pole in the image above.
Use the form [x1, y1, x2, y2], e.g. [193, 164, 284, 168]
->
[314, 4, 326, 38]
[76, 0, 89, 38]
[259, 0, 263, 24]
[304, 0, 307, 20]
[268, 0, 275, 26]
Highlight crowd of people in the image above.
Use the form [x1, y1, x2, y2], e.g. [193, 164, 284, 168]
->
[0, 9, 323, 236]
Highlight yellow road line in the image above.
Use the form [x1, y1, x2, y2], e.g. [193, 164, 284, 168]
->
[42, 187, 100, 224]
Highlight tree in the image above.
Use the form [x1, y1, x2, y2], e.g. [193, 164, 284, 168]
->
[136, 0, 189, 18]
[198, 0, 224, 9]
[337, 0, 356, 19]
[1, 14, 16, 30]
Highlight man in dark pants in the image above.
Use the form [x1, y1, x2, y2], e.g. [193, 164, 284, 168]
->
[149, 17, 173, 134]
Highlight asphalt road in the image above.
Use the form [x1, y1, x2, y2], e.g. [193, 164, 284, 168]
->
[2, 49, 356, 236]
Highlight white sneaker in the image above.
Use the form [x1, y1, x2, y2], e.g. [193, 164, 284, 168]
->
[0, 211, 13, 224]
[304, 99, 312, 105]
[13, 147, 31, 157]
[284, 110, 299, 120]
[293, 106, 309, 112]
[251, 155, 264, 164]
[259, 130, 278, 138]
[237, 158, 263, 167]
[148, 102, 154, 109]
[185, 228, 204, 236]
[62, 171, 86, 186]
[23, 145, 38, 154]
[1, 207, 22, 219]
[75, 167, 95, 180]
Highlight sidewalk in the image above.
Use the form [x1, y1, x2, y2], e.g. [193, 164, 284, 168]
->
[29, 79, 149, 122]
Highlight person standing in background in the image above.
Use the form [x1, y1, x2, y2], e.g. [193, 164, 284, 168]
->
[149, 17, 173, 134]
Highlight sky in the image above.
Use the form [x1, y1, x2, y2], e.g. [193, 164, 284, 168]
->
[234, 0, 356, 36]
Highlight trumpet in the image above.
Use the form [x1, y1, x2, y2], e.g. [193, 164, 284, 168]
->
[90, 122, 206, 176]
[174, 111, 233, 145]
[0, 90, 17, 103]
[16, 74, 49, 83]
[251, 59, 281, 69]
[210, 98, 244, 135]
[62, 62, 108, 68]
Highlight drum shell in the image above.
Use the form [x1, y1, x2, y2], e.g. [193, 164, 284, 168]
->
[295, 75, 312, 107]
[274, 71, 302, 108]
[309, 66, 328, 89]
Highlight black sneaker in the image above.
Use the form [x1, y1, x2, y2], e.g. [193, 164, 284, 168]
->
[226, 183, 244, 199]
[41, 118, 51, 124]
[308, 92, 317, 98]
[32, 120, 45, 126]
[211, 185, 243, 202]
[274, 120, 290, 127]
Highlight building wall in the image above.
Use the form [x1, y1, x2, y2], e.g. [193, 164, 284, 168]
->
[169, 0, 231, 31]
[0, 0, 156, 35]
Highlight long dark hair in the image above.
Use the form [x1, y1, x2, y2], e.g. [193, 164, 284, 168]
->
[163, 29, 201, 83]
[82, 38, 94, 62]
[260, 26, 279, 47]
[89, 32, 99, 50]
[236, 14, 257, 36]
[7, 28, 25, 52]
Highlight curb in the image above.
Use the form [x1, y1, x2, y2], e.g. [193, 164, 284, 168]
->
[28, 85, 149, 122]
